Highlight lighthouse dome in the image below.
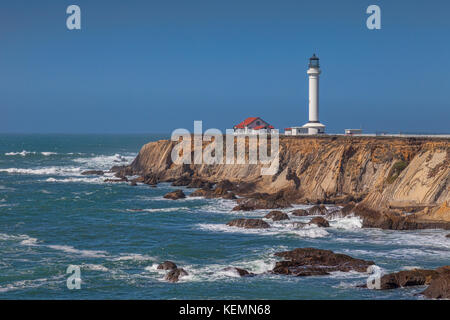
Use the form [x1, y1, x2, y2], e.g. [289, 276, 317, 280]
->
[309, 54, 320, 68]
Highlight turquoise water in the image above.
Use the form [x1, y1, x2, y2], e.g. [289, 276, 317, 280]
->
[0, 134, 448, 299]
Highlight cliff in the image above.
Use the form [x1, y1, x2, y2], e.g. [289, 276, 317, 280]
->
[124, 135, 450, 222]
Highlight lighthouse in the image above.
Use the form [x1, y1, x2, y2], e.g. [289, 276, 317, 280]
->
[302, 54, 325, 134]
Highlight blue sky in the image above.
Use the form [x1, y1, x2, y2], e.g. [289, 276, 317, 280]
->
[1, 0, 449, 134]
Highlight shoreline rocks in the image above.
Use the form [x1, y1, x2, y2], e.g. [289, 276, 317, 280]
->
[165, 268, 189, 283]
[308, 217, 330, 228]
[272, 248, 374, 276]
[291, 209, 309, 216]
[264, 211, 289, 221]
[163, 190, 186, 200]
[232, 192, 292, 211]
[422, 266, 450, 299]
[373, 266, 450, 299]
[226, 218, 270, 229]
[81, 170, 104, 176]
[379, 269, 437, 289]
[157, 261, 177, 270]
[223, 267, 254, 277]
[308, 205, 328, 215]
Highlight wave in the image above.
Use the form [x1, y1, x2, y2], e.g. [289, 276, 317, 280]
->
[46, 245, 108, 258]
[329, 215, 363, 229]
[4, 151, 58, 156]
[73, 153, 135, 170]
[144, 246, 284, 283]
[196, 221, 329, 239]
[0, 233, 38, 245]
[81, 264, 109, 272]
[0, 275, 65, 293]
[0, 167, 81, 176]
[45, 177, 107, 184]
[111, 253, 157, 262]
[126, 207, 191, 213]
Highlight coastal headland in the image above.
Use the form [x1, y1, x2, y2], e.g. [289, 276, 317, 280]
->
[112, 135, 450, 231]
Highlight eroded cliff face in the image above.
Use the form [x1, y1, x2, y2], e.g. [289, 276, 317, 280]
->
[126, 136, 449, 217]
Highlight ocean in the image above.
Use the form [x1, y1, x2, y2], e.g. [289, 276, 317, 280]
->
[0, 134, 448, 299]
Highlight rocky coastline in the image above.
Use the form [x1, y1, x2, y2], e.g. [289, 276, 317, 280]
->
[106, 135, 450, 298]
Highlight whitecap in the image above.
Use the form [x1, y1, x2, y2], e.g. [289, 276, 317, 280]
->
[46, 245, 108, 258]
[111, 253, 156, 262]
[41, 152, 57, 156]
[82, 264, 109, 272]
[4, 150, 36, 156]
[196, 222, 329, 238]
[0, 167, 81, 176]
[329, 215, 363, 229]
[73, 153, 135, 170]
[126, 207, 191, 213]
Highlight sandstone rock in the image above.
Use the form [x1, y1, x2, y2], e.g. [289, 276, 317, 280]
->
[379, 269, 437, 289]
[308, 205, 328, 215]
[291, 209, 309, 216]
[143, 173, 158, 186]
[350, 204, 450, 230]
[189, 188, 211, 198]
[215, 180, 235, 191]
[165, 268, 188, 283]
[272, 248, 374, 276]
[171, 176, 192, 186]
[264, 211, 289, 221]
[309, 217, 330, 228]
[81, 170, 104, 176]
[104, 177, 128, 183]
[163, 190, 186, 200]
[232, 192, 291, 211]
[226, 218, 270, 229]
[189, 187, 236, 200]
[157, 261, 177, 270]
[222, 192, 237, 200]
[223, 267, 254, 277]
[187, 178, 213, 189]
[120, 136, 450, 230]
[422, 266, 450, 299]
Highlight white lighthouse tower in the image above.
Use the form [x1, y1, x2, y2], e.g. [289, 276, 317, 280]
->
[302, 54, 325, 134]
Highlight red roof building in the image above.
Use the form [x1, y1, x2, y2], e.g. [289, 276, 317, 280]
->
[233, 117, 274, 131]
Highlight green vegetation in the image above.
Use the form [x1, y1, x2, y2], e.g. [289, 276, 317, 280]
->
[386, 160, 409, 184]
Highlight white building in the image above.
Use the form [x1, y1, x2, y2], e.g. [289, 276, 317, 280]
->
[285, 54, 326, 135]
[233, 117, 276, 135]
[345, 129, 363, 135]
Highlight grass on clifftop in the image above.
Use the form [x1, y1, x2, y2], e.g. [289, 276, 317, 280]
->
[386, 160, 409, 184]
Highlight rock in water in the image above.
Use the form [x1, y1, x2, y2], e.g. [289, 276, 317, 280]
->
[81, 170, 104, 176]
[265, 211, 290, 221]
[308, 205, 328, 215]
[422, 266, 450, 299]
[446, 234, 450, 238]
[165, 268, 188, 283]
[272, 248, 374, 276]
[223, 267, 254, 277]
[291, 209, 309, 216]
[163, 190, 186, 200]
[157, 261, 177, 270]
[309, 217, 330, 228]
[379, 269, 437, 289]
[226, 218, 270, 229]
[232, 195, 291, 211]
[143, 173, 158, 186]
